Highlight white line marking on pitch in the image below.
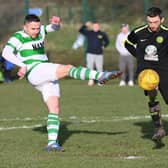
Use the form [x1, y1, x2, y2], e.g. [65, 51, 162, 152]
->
[1, 114, 168, 122]
[1, 114, 168, 123]
[122, 156, 144, 160]
[0, 114, 168, 131]
[0, 124, 43, 131]
[0, 117, 47, 121]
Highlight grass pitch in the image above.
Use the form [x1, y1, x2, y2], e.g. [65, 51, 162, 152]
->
[0, 79, 168, 168]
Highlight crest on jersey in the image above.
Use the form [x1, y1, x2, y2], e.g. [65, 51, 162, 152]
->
[144, 45, 159, 61]
[98, 35, 103, 39]
[156, 36, 164, 43]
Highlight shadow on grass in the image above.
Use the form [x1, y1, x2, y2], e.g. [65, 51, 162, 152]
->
[134, 120, 168, 149]
[33, 121, 127, 145]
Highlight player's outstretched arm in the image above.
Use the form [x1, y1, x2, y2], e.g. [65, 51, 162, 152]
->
[2, 46, 26, 67]
[2, 45, 27, 79]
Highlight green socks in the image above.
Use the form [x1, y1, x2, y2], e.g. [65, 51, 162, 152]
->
[47, 113, 60, 145]
[69, 66, 102, 80]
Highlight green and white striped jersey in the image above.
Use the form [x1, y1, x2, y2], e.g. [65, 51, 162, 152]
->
[6, 25, 48, 72]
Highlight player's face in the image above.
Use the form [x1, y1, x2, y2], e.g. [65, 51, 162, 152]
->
[24, 21, 41, 38]
[147, 16, 162, 32]
[93, 23, 100, 32]
[121, 27, 129, 34]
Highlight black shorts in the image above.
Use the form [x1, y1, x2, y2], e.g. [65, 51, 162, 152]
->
[158, 71, 168, 104]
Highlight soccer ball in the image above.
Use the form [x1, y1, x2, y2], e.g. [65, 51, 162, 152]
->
[138, 69, 160, 90]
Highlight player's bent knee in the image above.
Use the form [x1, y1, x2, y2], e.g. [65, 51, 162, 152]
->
[66, 64, 74, 70]
[56, 64, 73, 78]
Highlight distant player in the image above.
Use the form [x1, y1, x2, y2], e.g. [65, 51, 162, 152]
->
[2, 14, 121, 152]
[125, 7, 168, 141]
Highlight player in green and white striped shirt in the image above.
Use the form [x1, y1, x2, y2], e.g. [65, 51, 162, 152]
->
[2, 14, 121, 152]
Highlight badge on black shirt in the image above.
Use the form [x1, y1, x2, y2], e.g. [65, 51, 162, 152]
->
[144, 45, 159, 61]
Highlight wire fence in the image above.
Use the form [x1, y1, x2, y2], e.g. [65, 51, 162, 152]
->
[1, 0, 168, 41]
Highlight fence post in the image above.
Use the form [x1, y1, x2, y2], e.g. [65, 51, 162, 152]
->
[82, 0, 88, 22]
[46, 5, 49, 23]
[89, 5, 95, 22]
[24, 0, 29, 15]
[56, 2, 61, 17]
[68, 4, 73, 23]
[144, 0, 150, 13]
[82, 0, 89, 66]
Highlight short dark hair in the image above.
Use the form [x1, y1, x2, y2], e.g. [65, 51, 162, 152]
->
[120, 23, 129, 28]
[146, 7, 162, 18]
[92, 21, 98, 24]
[24, 14, 40, 24]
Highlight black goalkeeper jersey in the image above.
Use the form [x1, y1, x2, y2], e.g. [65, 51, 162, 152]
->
[125, 24, 168, 74]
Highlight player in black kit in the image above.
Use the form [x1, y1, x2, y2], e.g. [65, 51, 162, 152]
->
[125, 7, 168, 141]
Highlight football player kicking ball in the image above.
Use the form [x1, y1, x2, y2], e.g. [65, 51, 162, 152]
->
[2, 14, 121, 152]
[125, 7, 168, 141]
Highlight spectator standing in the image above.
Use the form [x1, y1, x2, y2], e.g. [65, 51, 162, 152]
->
[115, 24, 135, 86]
[3, 59, 15, 83]
[0, 45, 15, 83]
[0, 47, 4, 82]
[79, 21, 110, 86]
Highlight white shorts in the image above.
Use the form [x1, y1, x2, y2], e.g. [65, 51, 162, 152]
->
[27, 63, 60, 102]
